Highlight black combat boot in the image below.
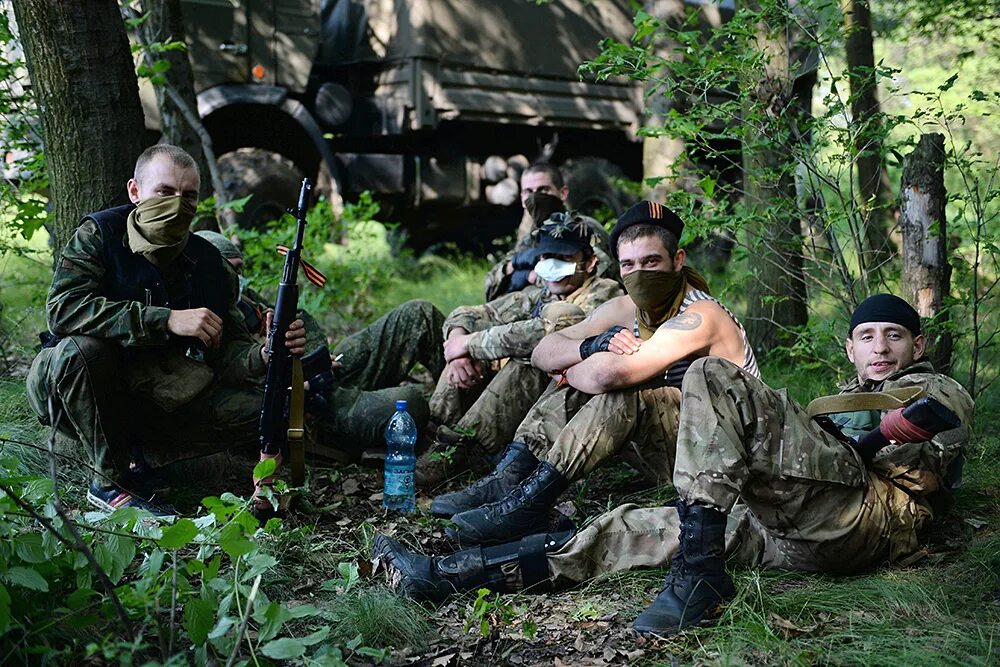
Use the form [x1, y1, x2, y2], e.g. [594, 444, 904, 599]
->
[430, 441, 539, 518]
[447, 462, 568, 547]
[632, 500, 734, 635]
[371, 530, 574, 604]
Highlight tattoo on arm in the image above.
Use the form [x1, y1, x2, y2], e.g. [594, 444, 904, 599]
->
[663, 312, 703, 330]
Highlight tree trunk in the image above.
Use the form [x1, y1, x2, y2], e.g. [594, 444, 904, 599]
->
[743, 0, 808, 352]
[143, 0, 212, 200]
[843, 0, 894, 275]
[899, 133, 952, 373]
[11, 0, 146, 261]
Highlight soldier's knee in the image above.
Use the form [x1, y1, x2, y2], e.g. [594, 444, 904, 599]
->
[689, 356, 737, 377]
[540, 302, 585, 333]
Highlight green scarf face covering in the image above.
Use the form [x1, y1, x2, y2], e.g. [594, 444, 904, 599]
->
[523, 192, 565, 227]
[623, 267, 712, 339]
[127, 195, 197, 268]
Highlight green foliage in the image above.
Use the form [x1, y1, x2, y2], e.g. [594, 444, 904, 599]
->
[464, 588, 536, 640]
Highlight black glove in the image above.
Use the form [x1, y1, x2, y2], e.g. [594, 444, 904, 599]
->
[511, 247, 542, 272]
[579, 325, 627, 360]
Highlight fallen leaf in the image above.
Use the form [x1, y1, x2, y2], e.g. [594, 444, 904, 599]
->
[555, 501, 576, 518]
[369, 492, 384, 502]
[768, 612, 818, 639]
[431, 651, 457, 666]
[342, 478, 361, 495]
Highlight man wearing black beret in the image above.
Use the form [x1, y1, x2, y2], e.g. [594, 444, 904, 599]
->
[373, 293, 974, 639]
[424, 200, 759, 542]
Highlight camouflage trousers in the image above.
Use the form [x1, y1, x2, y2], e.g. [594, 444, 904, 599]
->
[515, 381, 682, 484]
[322, 299, 445, 454]
[543, 357, 928, 584]
[429, 359, 552, 456]
[26, 335, 261, 485]
[672, 356, 924, 571]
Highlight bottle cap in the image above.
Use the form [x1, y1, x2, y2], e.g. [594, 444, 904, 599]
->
[395, 399, 408, 411]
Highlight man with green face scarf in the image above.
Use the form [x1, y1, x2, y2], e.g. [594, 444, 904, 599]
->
[431, 200, 759, 546]
[26, 144, 306, 516]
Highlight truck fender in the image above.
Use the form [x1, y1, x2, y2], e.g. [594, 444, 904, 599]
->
[196, 84, 341, 194]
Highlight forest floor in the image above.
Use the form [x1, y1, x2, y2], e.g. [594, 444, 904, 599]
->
[1, 241, 998, 665]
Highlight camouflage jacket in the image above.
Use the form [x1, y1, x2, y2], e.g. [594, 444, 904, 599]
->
[483, 213, 619, 301]
[46, 219, 266, 384]
[830, 361, 975, 500]
[446, 276, 623, 361]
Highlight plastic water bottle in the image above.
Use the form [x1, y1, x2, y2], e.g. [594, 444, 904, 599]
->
[383, 399, 417, 512]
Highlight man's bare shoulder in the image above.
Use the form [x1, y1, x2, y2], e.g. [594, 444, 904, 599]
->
[598, 294, 637, 325]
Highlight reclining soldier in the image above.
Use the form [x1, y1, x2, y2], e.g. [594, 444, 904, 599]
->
[25, 145, 306, 516]
[196, 231, 446, 462]
[483, 162, 617, 301]
[373, 294, 973, 637]
[416, 216, 622, 486]
[429, 201, 758, 546]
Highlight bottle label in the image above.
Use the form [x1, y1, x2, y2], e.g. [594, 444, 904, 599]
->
[384, 469, 414, 497]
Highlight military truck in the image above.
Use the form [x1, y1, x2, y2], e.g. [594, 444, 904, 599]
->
[146, 0, 645, 241]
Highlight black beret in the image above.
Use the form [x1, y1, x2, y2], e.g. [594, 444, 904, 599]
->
[609, 200, 684, 257]
[849, 293, 921, 336]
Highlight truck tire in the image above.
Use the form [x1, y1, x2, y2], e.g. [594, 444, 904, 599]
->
[218, 148, 304, 229]
[562, 157, 637, 218]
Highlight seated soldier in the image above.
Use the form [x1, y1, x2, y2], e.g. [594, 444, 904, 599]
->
[25, 145, 306, 516]
[483, 162, 617, 301]
[417, 216, 622, 486]
[196, 231, 446, 462]
[429, 201, 757, 546]
[373, 294, 974, 637]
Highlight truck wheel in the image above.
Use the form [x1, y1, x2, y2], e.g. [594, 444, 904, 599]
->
[218, 148, 304, 230]
[562, 157, 637, 217]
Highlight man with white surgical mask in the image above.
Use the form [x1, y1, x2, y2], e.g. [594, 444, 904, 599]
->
[416, 215, 622, 486]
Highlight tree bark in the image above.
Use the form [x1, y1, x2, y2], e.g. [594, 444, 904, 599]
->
[899, 133, 952, 373]
[11, 0, 146, 261]
[843, 0, 894, 274]
[142, 0, 212, 200]
[743, 0, 808, 352]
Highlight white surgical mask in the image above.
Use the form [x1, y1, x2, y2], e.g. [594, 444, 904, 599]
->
[535, 258, 578, 282]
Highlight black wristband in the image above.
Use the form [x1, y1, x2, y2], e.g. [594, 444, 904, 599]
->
[579, 325, 626, 360]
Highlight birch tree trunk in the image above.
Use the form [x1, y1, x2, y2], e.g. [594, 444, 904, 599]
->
[899, 133, 952, 372]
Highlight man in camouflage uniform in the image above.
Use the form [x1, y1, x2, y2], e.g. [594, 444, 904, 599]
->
[196, 231, 446, 461]
[429, 201, 757, 547]
[418, 216, 622, 485]
[483, 162, 617, 301]
[373, 294, 974, 637]
[25, 145, 306, 515]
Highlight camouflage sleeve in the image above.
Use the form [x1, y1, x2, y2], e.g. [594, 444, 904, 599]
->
[467, 301, 586, 360]
[444, 288, 538, 337]
[46, 219, 172, 347]
[483, 254, 514, 302]
[872, 372, 975, 491]
[209, 261, 267, 383]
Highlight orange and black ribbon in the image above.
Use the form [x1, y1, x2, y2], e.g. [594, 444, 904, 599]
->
[275, 245, 327, 287]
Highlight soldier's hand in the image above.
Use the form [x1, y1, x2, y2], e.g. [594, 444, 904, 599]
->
[443, 333, 472, 361]
[607, 329, 641, 355]
[260, 313, 307, 364]
[285, 318, 307, 356]
[168, 308, 223, 348]
[447, 358, 484, 389]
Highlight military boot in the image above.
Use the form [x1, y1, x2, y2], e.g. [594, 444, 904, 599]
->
[371, 529, 574, 604]
[632, 500, 734, 635]
[447, 462, 568, 547]
[430, 441, 538, 518]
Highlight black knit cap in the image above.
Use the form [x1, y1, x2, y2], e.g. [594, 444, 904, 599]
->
[609, 200, 684, 258]
[849, 293, 921, 336]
